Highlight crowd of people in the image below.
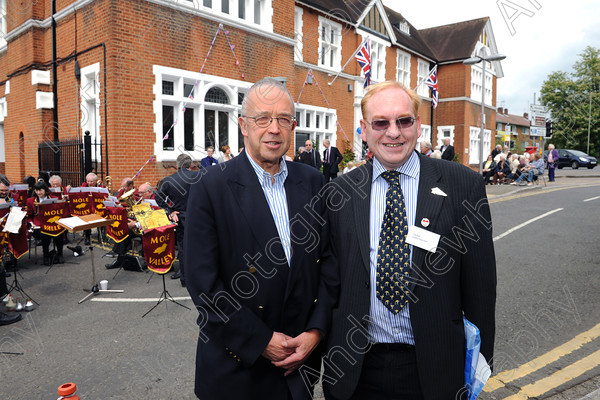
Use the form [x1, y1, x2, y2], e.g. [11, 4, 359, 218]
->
[481, 143, 552, 186]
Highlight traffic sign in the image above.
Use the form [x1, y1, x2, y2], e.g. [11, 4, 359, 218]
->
[534, 116, 546, 126]
[530, 127, 546, 137]
[530, 104, 547, 113]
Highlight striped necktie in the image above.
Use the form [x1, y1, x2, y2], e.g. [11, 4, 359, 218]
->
[376, 170, 410, 314]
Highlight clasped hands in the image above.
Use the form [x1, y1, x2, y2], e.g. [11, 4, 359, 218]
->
[262, 329, 321, 376]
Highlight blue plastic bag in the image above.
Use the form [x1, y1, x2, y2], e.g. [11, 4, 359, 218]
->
[464, 318, 491, 400]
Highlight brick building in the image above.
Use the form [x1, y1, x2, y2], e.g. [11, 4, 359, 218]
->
[496, 107, 545, 151]
[0, 0, 504, 186]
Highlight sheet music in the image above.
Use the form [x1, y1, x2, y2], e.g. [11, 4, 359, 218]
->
[50, 187, 62, 193]
[68, 187, 81, 193]
[97, 187, 109, 194]
[56, 216, 88, 229]
[9, 184, 28, 191]
[108, 196, 118, 202]
[103, 200, 117, 207]
[40, 198, 59, 204]
[3, 209, 27, 233]
[144, 199, 158, 207]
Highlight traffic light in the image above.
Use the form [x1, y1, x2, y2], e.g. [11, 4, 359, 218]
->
[545, 120, 553, 137]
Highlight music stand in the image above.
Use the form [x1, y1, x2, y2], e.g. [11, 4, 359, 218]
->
[4, 246, 38, 306]
[141, 273, 190, 318]
[56, 215, 125, 304]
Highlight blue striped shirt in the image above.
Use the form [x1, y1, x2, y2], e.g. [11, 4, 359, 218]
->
[368, 151, 420, 344]
[245, 153, 292, 266]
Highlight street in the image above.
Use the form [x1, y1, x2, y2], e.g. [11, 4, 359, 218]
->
[0, 176, 599, 399]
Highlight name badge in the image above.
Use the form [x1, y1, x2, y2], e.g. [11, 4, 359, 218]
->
[406, 226, 440, 253]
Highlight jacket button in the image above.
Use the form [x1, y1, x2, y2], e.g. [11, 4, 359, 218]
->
[365, 281, 369, 287]
[249, 266, 257, 273]
[313, 298, 318, 303]
[316, 259, 320, 264]
[258, 305, 264, 309]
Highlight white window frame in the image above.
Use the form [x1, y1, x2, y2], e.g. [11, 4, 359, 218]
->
[369, 37, 387, 83]
[80, 63, 102, 162]
[417, 59, 429, 97]
[416, 124, 431, 150]
[0, 97, 6, 123]
[317, 16, 342, 71]
[175, 0, 273, 32]
[295, 104, 337, 156]
[154, 65, 256, 162]
[0, 97, 5, 163]
[469, 126, 491, 165]
[396, 49, 411, 87]
[470, 64, 493, 106]
[436, 125, 455, 149]
[294, 7, 303, 62]
[0, 0, 6, 49]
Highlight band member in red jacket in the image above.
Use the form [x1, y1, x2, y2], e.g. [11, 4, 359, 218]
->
[27, 180, 65, 265]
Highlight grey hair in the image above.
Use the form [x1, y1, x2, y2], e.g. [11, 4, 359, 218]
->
[241, 77, 295, 117]
[49, 175, 62, 185]
[86, 172, 98, 181]
[176, 153, 192, 169]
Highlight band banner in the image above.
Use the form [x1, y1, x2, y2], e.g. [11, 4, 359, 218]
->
[92, 192, 109, 218]
[9, 190, 27, 207]
[142, 224, 177, 274]
[69, 191, 94, 216]
[105, 206, 130, 243]
[8, 220, 28, 259]
[39, 202, 69, 237]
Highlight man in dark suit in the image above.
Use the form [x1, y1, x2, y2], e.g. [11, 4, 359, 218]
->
[156, 153, 200, 286]
[440, 137, 455, 161]
[300, 139, 321, 169]
[185, 78, 339, 400]
[322, 139, 343, 182]
[322, 81, 496, 400]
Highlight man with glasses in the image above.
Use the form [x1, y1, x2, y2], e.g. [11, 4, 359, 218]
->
[185, 77, 339, 400]
[300, 139, 321, 169]
[323, 81, 496, 400]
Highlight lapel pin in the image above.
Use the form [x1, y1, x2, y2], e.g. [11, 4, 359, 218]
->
[431, 187, 447, 197]
[421, 218, 430, 227]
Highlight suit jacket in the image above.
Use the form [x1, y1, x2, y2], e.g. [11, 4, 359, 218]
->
[441, 144, 455, 161]
[185, 151, 339, 400]
[494, 160, 510, 175]
[300, 150, 321, 169]
[323, 153, 496, 400]
[156, 168, 200, 215]
[322, 146, 344, 174]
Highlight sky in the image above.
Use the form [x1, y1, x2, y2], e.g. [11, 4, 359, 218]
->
[383, 0, 600, 116]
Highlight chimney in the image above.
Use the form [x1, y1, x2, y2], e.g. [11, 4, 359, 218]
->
[504, 109, 509, 115]
[498, 107, 503, 114]
[523, 112, 528, 119]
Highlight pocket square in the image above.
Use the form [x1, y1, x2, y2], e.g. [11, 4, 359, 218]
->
[431, 187, 447, 197]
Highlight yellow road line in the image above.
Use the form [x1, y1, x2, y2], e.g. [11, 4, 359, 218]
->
[502, 348, 600, 400]
[484, 322, 600, 392]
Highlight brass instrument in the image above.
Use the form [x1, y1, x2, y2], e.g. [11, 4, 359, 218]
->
[104, 176, 113, 194]
[118, 188, 142, 235]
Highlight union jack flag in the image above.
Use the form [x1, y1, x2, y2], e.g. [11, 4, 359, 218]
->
[425, 65, 439, 108]
[355, 39, 371, 88]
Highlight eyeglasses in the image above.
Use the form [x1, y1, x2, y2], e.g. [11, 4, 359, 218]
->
[243, 115, 296, 128]
[366, 116, 415, 132]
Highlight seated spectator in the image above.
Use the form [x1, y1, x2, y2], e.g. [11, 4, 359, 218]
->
[481, 155, 496, 185]
[511, 153, 545, 186]
[508, 154, 520, 181]
[343, 161, 355, 174]
[430, 149, 442, 159]
[492, 154, 510, 184]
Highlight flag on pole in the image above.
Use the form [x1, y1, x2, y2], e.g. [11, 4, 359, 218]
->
[355, 39, 371, 88]
[425, 65, 439, 108]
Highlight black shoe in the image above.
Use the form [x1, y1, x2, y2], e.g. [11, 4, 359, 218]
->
[171, 271, 181, 280]
[0, 312, 22, 326]
[43, 255, 52, 266]
[84, 237, 91, 246]
[180, 280, 186, 287]
[4, 272, 10, 278]
[105, 259, 122, 270]
[54, 254, 64, 264]
[104, 251, 117, 258]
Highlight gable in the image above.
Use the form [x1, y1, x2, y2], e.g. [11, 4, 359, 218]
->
[360, 4, 389, 38]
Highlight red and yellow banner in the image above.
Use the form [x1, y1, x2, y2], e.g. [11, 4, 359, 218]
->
[9, 220, 28, 259]
[92, 192, 109, 218]
[105, 206, 129, 243]
[9, 190, 27, 207]
[142, 224, 176, 274]
[69, 192, 93, 216]
[39, 202, 69, 237]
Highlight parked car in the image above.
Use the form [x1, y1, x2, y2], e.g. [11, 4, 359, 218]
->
[543, 149, 597, 169]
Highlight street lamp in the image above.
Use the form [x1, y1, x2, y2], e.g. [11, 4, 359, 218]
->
[464, 50, 506, 173]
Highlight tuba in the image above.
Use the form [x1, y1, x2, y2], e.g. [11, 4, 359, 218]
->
[118, 188, 142, 235]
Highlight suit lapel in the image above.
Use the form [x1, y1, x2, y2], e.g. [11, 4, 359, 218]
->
[226, 153, 288, 285]
[410, 156, 446, 290]
[350, 163, 373, 274]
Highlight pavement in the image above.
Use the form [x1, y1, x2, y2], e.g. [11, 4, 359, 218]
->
[0, 169, 598, 399]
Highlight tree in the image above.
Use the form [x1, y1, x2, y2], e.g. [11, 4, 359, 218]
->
[540, 46, 599, 156]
